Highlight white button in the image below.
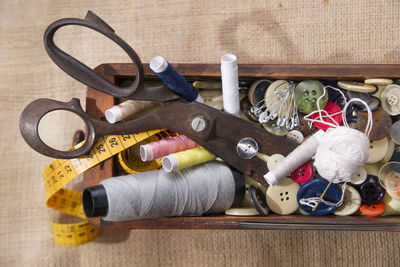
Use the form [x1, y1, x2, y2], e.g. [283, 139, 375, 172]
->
[381, 171, 400, 201]
[383, 194, 400, 215]
[381, 84, 400, 115]
[364, 163, 380, 176]
[367, 137, 388, 164]
[333, 184, 361, 216]
[338, 81, 376, 93]
[265, 80, 292, 115]
[225, 207, 260, 216]
[380, 140, 395, 164]
[287, 130, 304, 144]
[267, 154, 285, 171]
[350, 167, 367, 185]
[266, 177, 299, 215]
[364, 78, 393, 86]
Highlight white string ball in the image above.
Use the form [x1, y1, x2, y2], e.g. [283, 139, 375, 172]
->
[314, 126, 370, 183]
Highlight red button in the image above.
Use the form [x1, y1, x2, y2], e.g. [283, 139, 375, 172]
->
[291, 162, 313, 183]
[311, 101, 343, 131]
[359, 201, 385, 217]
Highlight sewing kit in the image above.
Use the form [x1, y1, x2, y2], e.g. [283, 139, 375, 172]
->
[19, 11, 400, 246]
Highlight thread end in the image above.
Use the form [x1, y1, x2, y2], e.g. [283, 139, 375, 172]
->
[105, 107, 121, 124]
[140, 144, 152, 161]
[83, 185, 109, 218]
[150, 56, 168, 73]
[162, 155, 179, 172]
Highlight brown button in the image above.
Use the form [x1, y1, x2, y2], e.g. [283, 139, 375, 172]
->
[350, 108, 392, 140]
[240, 97, 261, 124]
[293, 114, 313, 137]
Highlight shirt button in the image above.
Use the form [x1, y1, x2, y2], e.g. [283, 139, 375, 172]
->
[297, 178, 342, 215]
[248, 185, 269, 215]
[359, 201, 385, 217]
[267, 154, 285, 171]
[364, 78, 393, 99]
[356, 175, 385, 205]
[291, 162, 313, 184]
[287, 130, 304, 144]
[351, 108, 392, 140]
[367, 137, 389, 164]
[350, 167, 367, 185]
[225, 207, 260, 216]
[334, 184, 361, 216]
[266, 178, 300, 215]
[378, 162, 400, 200]
[248, 79, 272, 106]
[338, 81, 376, 93]
[381, 84, 400, 115]
[383, 194, 400, 215]
[295, 80, 328, 114]
[311, 101, 342, 131]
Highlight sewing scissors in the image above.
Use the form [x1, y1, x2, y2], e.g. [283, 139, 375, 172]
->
[19, 11, 296, 186]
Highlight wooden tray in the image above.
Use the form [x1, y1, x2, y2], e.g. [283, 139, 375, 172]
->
[84, 63, 400, 231]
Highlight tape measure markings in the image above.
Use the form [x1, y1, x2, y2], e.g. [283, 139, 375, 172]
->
[42, 129, 163, 246]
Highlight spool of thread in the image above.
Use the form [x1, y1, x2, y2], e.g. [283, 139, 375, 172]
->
[83, 161, 245, 221]
[150, 56, 204, 103]
[221, 54, 240, 117]
[105, 100, 156, 124]
[162, 147, 215, 172]
[140, 135, 198, 161]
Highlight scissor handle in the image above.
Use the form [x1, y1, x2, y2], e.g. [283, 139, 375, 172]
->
[20, 98, 166, 158]
[44, 11, 143, 98]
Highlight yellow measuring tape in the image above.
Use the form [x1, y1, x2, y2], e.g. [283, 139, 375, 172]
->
[42, 130, 162, 246]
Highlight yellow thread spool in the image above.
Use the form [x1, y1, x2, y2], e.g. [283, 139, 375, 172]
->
[162, 147, 215, 172]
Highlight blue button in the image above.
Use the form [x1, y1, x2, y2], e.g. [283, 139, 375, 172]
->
[297, 178, 342, 215]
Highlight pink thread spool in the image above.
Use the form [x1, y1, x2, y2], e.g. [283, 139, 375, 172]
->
[140, 135, 199, 161]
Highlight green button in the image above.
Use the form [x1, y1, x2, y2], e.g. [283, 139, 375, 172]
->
[294, 80, 328, 114]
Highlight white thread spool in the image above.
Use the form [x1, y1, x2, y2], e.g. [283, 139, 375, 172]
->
[221, 54, 240, 117]
[105, 100, 156, 123]
[83, 161, 244, 221]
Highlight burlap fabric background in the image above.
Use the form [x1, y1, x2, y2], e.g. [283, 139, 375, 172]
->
[1, 0, 400, 266]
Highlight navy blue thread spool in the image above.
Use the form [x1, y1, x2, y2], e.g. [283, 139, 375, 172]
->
[150, 56, 203, 102]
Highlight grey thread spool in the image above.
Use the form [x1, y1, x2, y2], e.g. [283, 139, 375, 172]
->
[83, 161, 245, 221]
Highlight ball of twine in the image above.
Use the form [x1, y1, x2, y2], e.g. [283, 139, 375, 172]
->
[314, 126, 369, 183]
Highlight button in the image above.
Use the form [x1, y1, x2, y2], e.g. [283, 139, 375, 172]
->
[356, 175, 385, 204]
[359, 201, 385, 217]
[381, 84, 400, 115]
[365, 78, 393, 99]
[267, 154, 285, 171]
[367, 137, 388, 164]
[364, 163, 380, 176]
[293, 114, 313, 136]
[359, 96, 380, 113]
[264, 80, 293, 115]
[383, 194, 400, 215]
[390, 121, 400, 145]
[297, 178, 342, 215]
[350, 167, 367, 185]
[380, 140, 395, 164]
[262, 119, 289, 136]
[248, 79, 272, 106]
[294, 80, 328, 114]
[333, 184, 361, 216]
[338, 81, 376, 93]
[390, 147, 400, 162]
[266, 177, 300, 215]
[287, 130, 304, 144]
[198, 89, 223, 110]
[240, 97, 260, 124]
[346, 90, 371, 106]
[236, 137, 258, 159]
[248, 185, 269, 215]
[225, 207, 260, 216]
[351, 108, 392, 140]
[291, 162, 313, 184]
[378, 162, 400, 200]
[311, 101, 342, 131]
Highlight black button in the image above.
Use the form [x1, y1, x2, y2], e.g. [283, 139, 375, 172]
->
[248, 185, 269, 215]
[355, 175, 385, 205]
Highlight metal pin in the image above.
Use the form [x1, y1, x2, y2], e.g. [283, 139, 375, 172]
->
[312, 179, 333, 212]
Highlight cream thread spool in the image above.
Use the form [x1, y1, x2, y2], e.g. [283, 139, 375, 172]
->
[105, 100, 156, 124]
[221, 54, 240, 117]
